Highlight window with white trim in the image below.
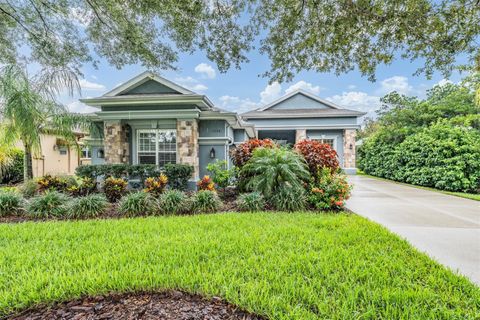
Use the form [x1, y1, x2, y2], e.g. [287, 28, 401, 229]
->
[317, 138, 335, 149]
[137, 129, 176, 167]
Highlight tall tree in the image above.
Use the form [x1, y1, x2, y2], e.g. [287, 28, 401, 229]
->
[0, 65, 91, 180]
[0, 0, 478, 82]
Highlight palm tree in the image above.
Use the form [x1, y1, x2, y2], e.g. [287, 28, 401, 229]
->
[241, 147, 310, 197]
[0, 65, 91, 180]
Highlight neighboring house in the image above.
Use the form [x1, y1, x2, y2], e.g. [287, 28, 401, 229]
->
[242, 90, 365, 173]
[16, 133, 91, 177]
[80, 72, 364, 182]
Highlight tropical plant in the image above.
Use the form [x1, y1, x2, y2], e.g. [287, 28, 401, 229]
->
[0, 147, 24, 184]
[158, 190, 188, 215]
[241, 147, 310, 197]
[190, 190, 222, 214]
[230, 138, 276, 168]
[0, 191, 24, 216]
[103, 177, 128, 203]
[164, 164, 194, 191]
[19, 179, 38, 198]
[143, 174, 168, 196]
[37, 175, 76, 193]
[207, 160, 233, 191]
[0, 65, 91, 180]
[294, 139, 340, 177]
[307, 168, 352, 210]
[68, 194, 108, 219]
[270, 185, 306, 212]
[197, 175, 215, 191]
[237, 192, 265, 212]
[118, 192, 155, 217]
[26, 191, 70, 218]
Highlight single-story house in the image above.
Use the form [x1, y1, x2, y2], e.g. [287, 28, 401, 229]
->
[80, 71, 365, 181]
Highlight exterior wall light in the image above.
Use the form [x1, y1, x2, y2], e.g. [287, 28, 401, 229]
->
[209, 147, 216, 159]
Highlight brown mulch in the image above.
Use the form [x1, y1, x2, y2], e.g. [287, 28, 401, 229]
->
[5, 291, 265, 320]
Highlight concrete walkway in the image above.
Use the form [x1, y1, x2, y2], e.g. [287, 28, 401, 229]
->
[346, 175, 480, 285]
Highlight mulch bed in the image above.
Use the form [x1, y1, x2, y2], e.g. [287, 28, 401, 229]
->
[5, 291, 265, 320]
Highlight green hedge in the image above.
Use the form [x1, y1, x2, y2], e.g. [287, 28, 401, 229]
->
[0, 149, 24, 184]
[359, 124, 480, 193]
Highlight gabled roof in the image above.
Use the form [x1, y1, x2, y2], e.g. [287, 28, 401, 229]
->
[103, 71, 193, 96]
[258, 89, 342, 111]
[242, 89, 366, 119]
[80, 71, 214, 110]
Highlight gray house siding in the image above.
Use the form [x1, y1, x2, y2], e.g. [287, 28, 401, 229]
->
[198, 120, 233, 178]
[120, 79, 180, 95]
[269, 93, 330, 110]
[247, 117, 358, 128]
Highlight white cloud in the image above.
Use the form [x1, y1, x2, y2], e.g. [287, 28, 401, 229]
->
[67, 100, 96, 114]
[285, 80, 321, 95]
[436, 79, 453, 86]
[347, 84, 356, 90]
[91, 75, 97, 80]
[68, 7, 92, 27]
[79, 79, 106, 91]
[260, 81, 282, 104]
[194, 63, 216, 79]
[376, 76, 413, 95]
[218, 95, 260, 114]
[174, 76, 208, 92]
[326, 91, 381, 117]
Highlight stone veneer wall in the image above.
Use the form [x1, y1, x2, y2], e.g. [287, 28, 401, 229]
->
[177, 120, 199, 179]
[343, 129, 356, 168]
[295, 129, 307, 143]
[104, 121, 130, 164]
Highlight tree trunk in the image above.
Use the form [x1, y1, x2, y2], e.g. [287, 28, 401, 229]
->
[23, 143, 33, 180]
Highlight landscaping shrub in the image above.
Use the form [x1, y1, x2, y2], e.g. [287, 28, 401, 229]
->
[19, 179, 38, 198]
[36, 175, 77, 193]
[143, 174, 168, 196]
[270, 185, 306, 211]
[0, 148, 24, 184]
[103, 177, 128, 203]
[0, 191, 24, 216]
[76, 164, 160, 180]
[26, 191, 70, 218]
[197, 175, 215, 191]
[68, 194, 108, 218]
[66, 177, 97, 197]
[206, 160, 233, 191]
[158, 190, 187, 215]
[294, 139, 340, 176]
[118, 192, 155, 217]
[241, 147, 310, 197]
[230, 138, 276, 168]
[164, 164, 194, 191]
[237, 192, 265, 212]
[307, 168, 352, 210]
[190, 190, 222, 214]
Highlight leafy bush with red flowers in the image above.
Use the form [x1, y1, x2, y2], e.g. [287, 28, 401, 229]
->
[230, 138, 276, 168]
[103, 177, 128, 203]
[307, 168, 351, 210]
[143, 174, 168, 196]
[294, 139, 339, 177]
[197, 175, 215, 191]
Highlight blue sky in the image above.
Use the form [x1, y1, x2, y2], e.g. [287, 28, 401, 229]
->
[67, 44, 464, 120]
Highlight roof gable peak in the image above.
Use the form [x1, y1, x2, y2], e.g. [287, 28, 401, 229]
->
[103, 71, 194, 97]
[258, 89, 342, 111]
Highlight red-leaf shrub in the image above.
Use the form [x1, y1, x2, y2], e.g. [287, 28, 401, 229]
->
[230, 138, 276, 168]
[294, 139, 339, 176]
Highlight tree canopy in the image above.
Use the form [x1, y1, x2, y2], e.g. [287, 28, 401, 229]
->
[0, 0, 479, 81]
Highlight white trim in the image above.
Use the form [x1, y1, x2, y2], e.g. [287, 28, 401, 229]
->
[254, 125, 360, 130]
[104, 71, 193, 97]
[257, 89, 341, 111]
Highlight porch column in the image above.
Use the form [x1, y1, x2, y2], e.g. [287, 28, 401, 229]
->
[295, 129, 307, 143]
[343, 129, 356, 168]
[104, 121, 130, 164]
[177, 119, 199, 180]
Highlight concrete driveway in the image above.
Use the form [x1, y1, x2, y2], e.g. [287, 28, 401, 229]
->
[346, 175, 480, 285]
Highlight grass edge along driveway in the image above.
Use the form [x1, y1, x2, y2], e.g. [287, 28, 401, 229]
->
[0, 212, 479, 319]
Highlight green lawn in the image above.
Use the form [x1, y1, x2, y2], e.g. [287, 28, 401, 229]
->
[0, 213, 478, 319]
[357, 171, 480, 201]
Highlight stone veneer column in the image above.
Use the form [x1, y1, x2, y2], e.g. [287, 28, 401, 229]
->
[343, 129, 356, 168]
[177, 119, 199, 179]
[295, 129, 307, 143]
[104, 121, 130, 164]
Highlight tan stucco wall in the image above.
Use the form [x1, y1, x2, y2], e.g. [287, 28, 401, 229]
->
[16, 134, 88, 177]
